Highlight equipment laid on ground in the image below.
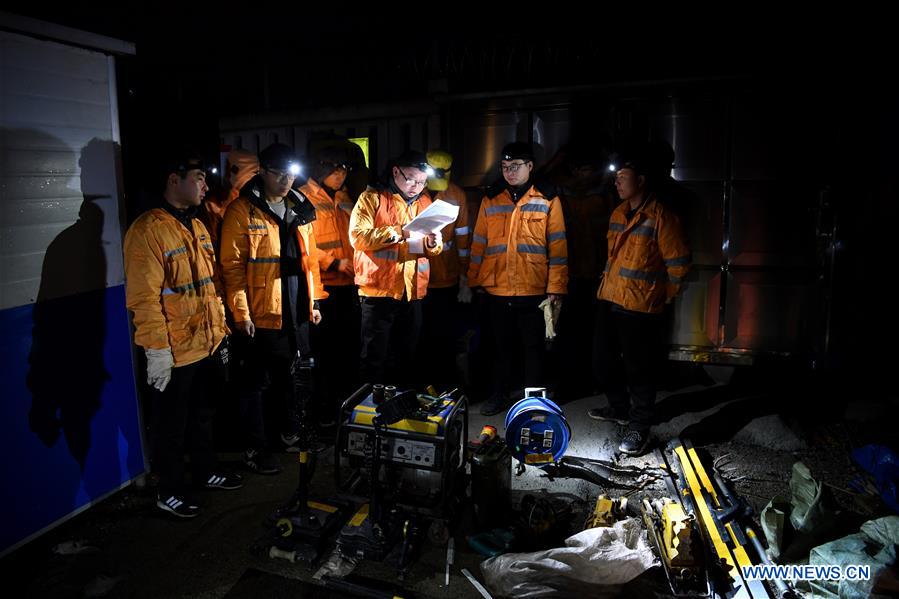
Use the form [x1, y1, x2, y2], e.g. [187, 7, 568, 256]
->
[641, 494, 710, 597]
[470, 425, 512, 529]
[462, 567, 494, 599]
[336, 384, 468, 519]
[254, 354, 353, 565]
[640, 445, 711, 597]
[504, 388, 571, 468]
[586, 495, 629, 528]
[262, 497, 354, 565]
[502, 388, 661, 493]
[662, 438, 796, 599]
[746, 526, 795, 599]
[467, 528, 516, 557]
[335, 502, 411, 565]
[333, 383, 468, 578]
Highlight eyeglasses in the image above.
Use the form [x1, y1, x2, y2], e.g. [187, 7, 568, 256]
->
[396, 167, 427, 187]
[266, 168, 296, 183]
[501, 161, 529, 173]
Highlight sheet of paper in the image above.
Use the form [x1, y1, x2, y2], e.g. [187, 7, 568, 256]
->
[402, 199, 459, 236]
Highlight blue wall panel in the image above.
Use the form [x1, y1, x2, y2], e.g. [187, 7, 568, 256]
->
[0, 284, 144, 553]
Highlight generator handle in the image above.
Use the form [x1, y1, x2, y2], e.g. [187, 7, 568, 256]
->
[340, 384, 373, 419]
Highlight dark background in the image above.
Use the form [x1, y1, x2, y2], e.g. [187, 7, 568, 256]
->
[6, 4, 898, 394]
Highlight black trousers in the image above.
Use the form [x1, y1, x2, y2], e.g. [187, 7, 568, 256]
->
[592, 300, 665, 432]
[311, 285, 361, 421]
[489, 294, 546, 398]
[359, 297, 422, 388]
[420, 285, 460, 389]
[236, 321, 310, 449]
[151, 352, 224, 497]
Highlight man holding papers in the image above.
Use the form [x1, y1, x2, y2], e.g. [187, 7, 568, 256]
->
[349, 151, 446, 386]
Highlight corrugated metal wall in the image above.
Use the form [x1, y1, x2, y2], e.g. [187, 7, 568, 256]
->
[0, 29, 144, 555]
[221, 106, 435, 178]
[1, 32, 125, 306]
[219, 86, 827, 364]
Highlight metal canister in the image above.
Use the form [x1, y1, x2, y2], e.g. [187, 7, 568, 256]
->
[470, 440, 512, 529]
[372, 384, 385, 405]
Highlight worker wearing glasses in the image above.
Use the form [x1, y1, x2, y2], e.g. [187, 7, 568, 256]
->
[467, 142, 568, 416]
[220, 143, 327, 468]
[349, 151, 443, 386]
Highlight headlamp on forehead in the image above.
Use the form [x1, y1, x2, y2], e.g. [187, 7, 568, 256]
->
[320, 160, 353, 172]
[259, 143, 301, 175]
[425, 150, 453, 191]
[608, 163, 617, 172]
[394, 150, 429, 173]
[500, 142, 534, 162]
[395, 161, 430, 174]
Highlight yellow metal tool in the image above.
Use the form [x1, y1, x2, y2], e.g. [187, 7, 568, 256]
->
[586, 495, 628, 528]
[670, 439, 771, 598]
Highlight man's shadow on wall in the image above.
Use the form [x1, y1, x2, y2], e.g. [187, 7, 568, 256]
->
[26, 137, 116, 486]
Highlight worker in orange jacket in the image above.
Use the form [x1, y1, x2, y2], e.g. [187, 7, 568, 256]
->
[589, 158, 691, 456]
[124, 152, 241, 518]
[350, 151, 442, 386]
[220, 143, 326, 470]
[468, 142, 568, 415]
[200, 149, 258, 251]
[301, 145, 360, 427]
[419, 150, 471, 388]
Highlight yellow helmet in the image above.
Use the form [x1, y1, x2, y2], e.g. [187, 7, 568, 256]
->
[426, 150, 453, 192]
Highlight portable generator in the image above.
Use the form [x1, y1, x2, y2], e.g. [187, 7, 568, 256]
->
[335, 384, 468, 519]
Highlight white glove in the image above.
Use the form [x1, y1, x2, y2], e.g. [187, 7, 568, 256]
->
[146, 347, 173, 392]
[538, 298, 563, 340]
[457, 276, 473, 304]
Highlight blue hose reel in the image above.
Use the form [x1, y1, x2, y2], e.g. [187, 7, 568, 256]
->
[504, 388, 571, 467]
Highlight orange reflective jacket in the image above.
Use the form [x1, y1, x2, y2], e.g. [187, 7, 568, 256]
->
[202, 149, 259, 250]
[467, 184, 568, 296]
[220, 188, 326, 329]
[427, 181, 471, 289]
[349, 188, 442, 300]
[597, 195, 690, 313]
[300, 178, 355, 286]
[124, 207, 228, 367]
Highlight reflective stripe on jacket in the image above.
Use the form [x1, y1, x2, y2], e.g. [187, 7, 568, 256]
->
[597, 195, 690, 313]
[124, 207, 228, 367]
[220, 190, 326, 328]
[467, 184, 568, 296]
[302, 178, 355, 286]
[349, 188, 443, 300]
